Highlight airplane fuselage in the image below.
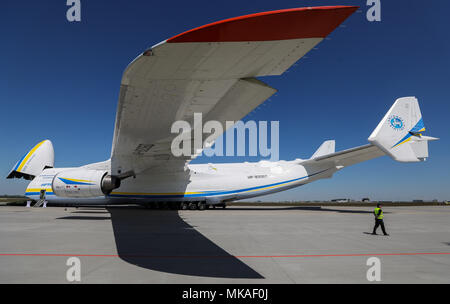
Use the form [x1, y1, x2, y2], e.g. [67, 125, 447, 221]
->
[25, 160, 337, 205]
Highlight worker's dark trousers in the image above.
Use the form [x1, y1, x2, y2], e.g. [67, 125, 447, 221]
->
[373, 219, 387, 235]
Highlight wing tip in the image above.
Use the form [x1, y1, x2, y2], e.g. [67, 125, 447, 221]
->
[167, 6, 359, 43]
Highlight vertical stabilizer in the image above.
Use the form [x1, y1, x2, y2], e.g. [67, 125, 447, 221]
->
[7, 140, 54, 180]
[368, 97, 438, 162]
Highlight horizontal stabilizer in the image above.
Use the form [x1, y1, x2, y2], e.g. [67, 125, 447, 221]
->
[300, 144, 385, 168]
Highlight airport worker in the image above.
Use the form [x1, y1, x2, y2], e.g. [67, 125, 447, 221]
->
[372, 203, 389, 236]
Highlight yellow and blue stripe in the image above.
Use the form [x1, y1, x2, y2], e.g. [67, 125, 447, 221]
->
[25, 188, 55, 196]
[109, 169, 329, 199]
[58, 177, 95, 186]
[13, 140, 47, 173]
[392, 118, 426, 148]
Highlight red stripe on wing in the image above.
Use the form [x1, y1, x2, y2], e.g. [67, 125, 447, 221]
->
[167, 6, 358, 43]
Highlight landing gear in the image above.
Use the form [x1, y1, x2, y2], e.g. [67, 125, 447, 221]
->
[177, 202, 217, 211]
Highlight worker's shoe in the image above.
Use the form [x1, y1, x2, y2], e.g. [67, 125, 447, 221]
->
[371, 233, 378, 235]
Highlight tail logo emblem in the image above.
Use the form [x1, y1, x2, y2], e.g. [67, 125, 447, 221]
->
[389, 115, 405, 131]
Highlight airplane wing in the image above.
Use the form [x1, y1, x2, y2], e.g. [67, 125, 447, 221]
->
[110, 6, 358, 175]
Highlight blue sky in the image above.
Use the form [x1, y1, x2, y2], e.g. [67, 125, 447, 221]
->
[1, 0, 449, 201]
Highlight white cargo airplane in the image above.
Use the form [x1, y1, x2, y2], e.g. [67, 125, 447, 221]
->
[7, 6, 438, 209]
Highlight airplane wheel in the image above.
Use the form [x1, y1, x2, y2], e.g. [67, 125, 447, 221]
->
[180, 202, 188, 210]
[188, 202, 198, 210]
[198, 203, 206, 211]
[222, 204, 227, 209]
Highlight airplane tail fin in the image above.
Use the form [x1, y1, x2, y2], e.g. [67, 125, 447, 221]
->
[311, 140, 336, 159]
[368, 97, 438, 162]
[7, 140, 54, 180]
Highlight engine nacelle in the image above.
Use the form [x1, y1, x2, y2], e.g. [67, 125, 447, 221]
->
[52, 169, 121, 198]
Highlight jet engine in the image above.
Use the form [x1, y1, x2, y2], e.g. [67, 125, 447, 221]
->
[52, 169, 121, 198]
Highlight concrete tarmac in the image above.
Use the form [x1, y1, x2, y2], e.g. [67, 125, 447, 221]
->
[0, 205, 449, 283]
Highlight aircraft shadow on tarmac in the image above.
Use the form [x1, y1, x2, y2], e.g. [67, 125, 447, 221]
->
[106, 206, 264, 279]
[56, 216, 111, 220]
[71, 211, 111, 215]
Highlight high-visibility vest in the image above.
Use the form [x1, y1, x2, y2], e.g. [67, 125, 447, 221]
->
[374, 208, 384, 219]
